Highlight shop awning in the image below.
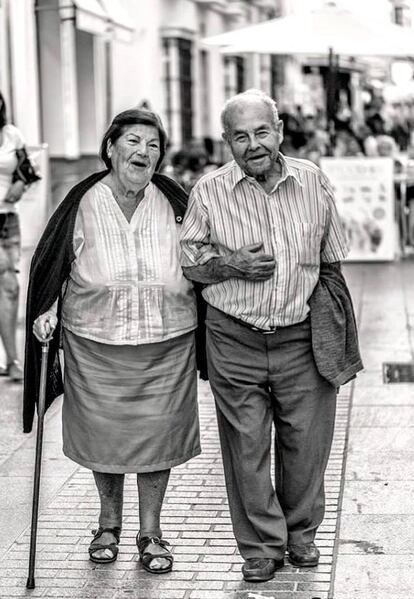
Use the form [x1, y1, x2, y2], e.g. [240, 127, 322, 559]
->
[72, 0, 108, 36]
[99, 0, 134, 43]
[203, 4, 414, 58]
[59, 0, 134, 41]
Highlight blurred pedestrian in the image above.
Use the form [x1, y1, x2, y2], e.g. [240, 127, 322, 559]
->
[0, 92, 29, 382]
[279, 112, 306, 157]
[376, 134, 400, 160]
[375, 135, 405, 245]
[298, 112, 330, 165]
[181, 89, 361, 582]
[24, 108, 201, 572]
[390, 106, 411, 152]
[363, 112, 386, 156]
[333, 127, 365, 157]
[168, 139, 217, 192]
[405, 148, 414, 248]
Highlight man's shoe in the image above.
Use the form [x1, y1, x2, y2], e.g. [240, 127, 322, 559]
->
[288, 542, 320, 567]
[242, 557, 284, 582]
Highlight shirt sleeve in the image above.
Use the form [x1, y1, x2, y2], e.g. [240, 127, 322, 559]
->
[180, 183, 213, 267]
[319, 170, 349, 263]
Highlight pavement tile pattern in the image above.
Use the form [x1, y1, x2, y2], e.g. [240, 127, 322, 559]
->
[1, 376, 354, 599]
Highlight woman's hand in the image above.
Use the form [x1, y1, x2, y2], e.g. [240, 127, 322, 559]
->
[5, 181, 25, 203]
[33, 310, 58, 342]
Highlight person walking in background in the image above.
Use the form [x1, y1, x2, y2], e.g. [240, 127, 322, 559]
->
[24, 108, 201, 572]
[0, 92, 28, 382]
[332, 126, 365, 157]
[180, 89, 362, 583]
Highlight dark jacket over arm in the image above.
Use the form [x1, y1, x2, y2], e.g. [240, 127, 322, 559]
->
[309, 262, 363, 388]
[23, 170, 207, 434]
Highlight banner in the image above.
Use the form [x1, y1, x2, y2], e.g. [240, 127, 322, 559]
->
[18, 144, 50, 249]
[320, 157, 396, 261]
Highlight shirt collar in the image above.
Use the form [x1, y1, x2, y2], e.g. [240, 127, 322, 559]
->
[230, 152, 303, 190]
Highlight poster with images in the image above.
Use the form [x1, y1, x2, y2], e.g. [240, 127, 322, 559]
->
[320, 157, 396, 261]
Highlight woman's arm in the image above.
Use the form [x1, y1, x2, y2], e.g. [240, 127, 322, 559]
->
[4, 180, 26, 203]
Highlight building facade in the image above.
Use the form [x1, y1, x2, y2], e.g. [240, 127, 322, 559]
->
[0, 0, 412, 160]
[0, 0, 279, 159]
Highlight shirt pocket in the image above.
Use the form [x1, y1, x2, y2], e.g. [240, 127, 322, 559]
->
[290, 222, 324, 266]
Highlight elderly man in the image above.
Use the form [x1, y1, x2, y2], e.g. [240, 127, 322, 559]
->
[180, 89, 354, 583]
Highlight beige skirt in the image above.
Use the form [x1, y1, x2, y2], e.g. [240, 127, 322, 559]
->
[62, 328, 200, 473]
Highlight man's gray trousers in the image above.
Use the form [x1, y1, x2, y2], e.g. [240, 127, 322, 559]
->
[206, 305, 337, 560]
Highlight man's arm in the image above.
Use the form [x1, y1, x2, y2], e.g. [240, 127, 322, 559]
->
[183, 243, 275, 284]
[183, 258, 236, 284]
[180, 184, 275, 284]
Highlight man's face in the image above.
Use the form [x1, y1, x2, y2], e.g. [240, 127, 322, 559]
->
[223, 100, 283, 179]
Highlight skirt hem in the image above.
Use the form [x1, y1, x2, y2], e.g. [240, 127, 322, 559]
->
[63, 445, 202, 474]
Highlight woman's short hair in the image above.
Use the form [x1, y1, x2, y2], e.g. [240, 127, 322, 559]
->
[0, 92, 7, 129]
[100, 108, 167, 171]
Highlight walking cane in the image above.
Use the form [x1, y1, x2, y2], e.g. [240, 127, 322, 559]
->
[26, 339, 50, 589]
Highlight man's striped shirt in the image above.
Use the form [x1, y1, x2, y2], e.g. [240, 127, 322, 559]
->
[180, 154, 348, 329]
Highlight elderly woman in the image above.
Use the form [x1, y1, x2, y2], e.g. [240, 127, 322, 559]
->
[23, 109, 201, 572]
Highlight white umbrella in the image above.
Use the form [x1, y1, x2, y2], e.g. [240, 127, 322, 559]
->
[202, 3, 414, 58]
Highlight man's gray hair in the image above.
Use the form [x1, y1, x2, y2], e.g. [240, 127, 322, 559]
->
[221, 89, 279, 137]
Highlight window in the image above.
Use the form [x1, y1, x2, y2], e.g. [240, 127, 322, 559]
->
[270, 55, 284, 100]
[223, 56, 245, 98]
[162, 38, 172, 135]
[162, 37, 193, 145]
[235, 57, 245, 93]
[394, 5, 404, 24]
[200, 49, 210, 136]
[178, 38, 193, 143]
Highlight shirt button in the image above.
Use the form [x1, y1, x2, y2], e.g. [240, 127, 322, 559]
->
[176, 216, 183, 223]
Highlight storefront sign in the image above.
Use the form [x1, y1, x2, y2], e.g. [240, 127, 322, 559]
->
[320, 157, 396, 261]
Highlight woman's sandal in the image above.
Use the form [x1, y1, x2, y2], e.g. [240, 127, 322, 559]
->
[136, 534, 174, 574]
[88, 526, 121, 564]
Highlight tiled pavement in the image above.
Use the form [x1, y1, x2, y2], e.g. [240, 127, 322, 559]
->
[332, 261, 414, 599]
[2, 246, 414, 597]
[0, 373, 354, 599]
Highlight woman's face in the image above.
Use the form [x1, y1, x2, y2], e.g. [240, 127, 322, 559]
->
[108, 124, 161, 189]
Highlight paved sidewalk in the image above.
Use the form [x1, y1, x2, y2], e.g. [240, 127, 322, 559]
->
[1, 259, 413, 598]
[0, 372, 354, 598]
[333, 261, 414, 599]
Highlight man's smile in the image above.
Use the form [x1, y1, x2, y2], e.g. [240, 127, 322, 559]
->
[246, 153, 269, 163]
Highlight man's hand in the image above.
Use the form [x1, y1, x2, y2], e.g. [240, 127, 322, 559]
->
[4, 181, 25, 203]
[182, 242, 275, 285]
[227, 243, 275, 281]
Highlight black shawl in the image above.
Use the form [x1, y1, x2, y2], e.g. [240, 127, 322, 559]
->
[23, 170, 207, 433]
